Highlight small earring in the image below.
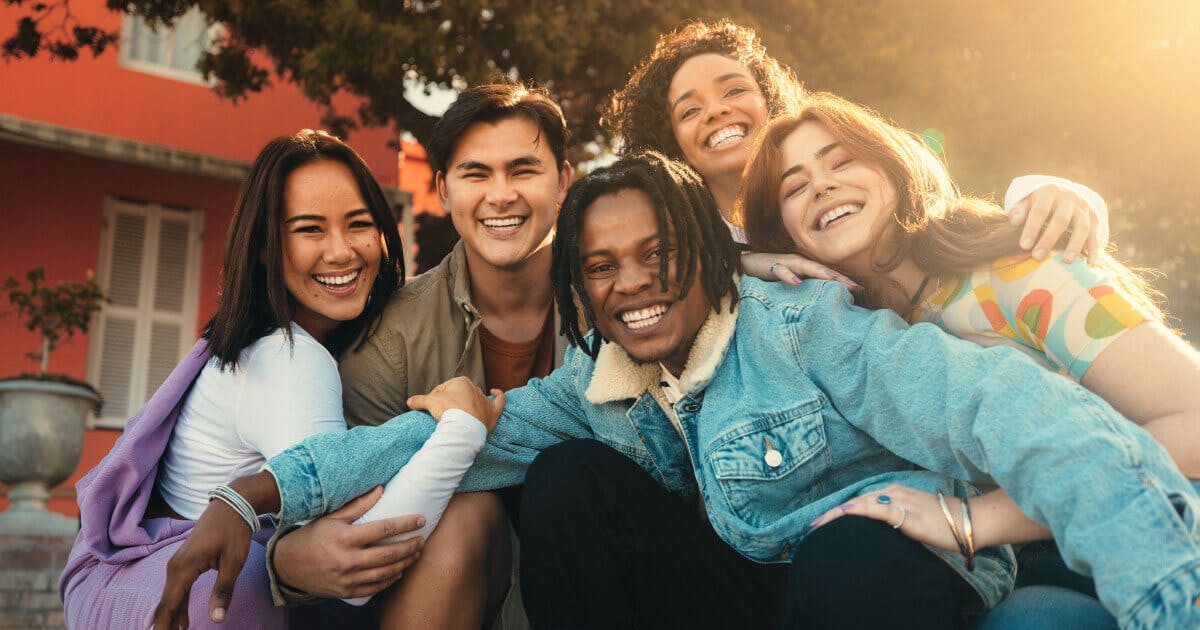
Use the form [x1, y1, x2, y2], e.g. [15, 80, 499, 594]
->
[379, 233, 390, 261]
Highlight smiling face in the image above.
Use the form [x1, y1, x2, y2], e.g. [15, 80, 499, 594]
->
[579, 188, 712, 375]
[437, 115, 571, 273]
[777, 120, 900, 274]
[281, 159, 382, 342]
[667, 53, 769, 189]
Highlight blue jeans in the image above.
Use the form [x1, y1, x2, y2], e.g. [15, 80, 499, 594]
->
[974, 586, 1117, 630]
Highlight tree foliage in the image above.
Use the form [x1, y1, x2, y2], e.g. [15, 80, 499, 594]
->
[6, 0, 1200, 333]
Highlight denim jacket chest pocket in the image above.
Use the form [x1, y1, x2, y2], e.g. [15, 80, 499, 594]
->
[705, 399, 831, 529]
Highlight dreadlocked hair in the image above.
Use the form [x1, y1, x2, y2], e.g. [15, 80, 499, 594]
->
[552, 151, 742, 358]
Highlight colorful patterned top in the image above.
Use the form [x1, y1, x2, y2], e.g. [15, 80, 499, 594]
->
[909, 252, 1149, 381]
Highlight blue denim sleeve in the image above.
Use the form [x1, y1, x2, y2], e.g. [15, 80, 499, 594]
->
[789, 281, 1200, 628]
[268, 345, 595, 524]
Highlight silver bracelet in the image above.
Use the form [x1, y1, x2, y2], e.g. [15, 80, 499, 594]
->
[208, 484, 261, 534]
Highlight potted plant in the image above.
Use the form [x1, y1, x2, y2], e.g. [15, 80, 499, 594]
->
[0, 267, 105, 535]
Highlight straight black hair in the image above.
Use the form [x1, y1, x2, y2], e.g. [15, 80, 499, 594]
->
[203, 129, 405, 368]
[552, 151, 741, 358]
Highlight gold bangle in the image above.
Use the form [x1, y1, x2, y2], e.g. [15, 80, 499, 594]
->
[936, 489, 970, 565]
[961, 496, 976, 572]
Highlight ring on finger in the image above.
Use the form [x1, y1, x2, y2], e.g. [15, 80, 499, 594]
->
[892, 506, 907, 529]
[768, 261, 783, 277]
[876, 495, 892, 505]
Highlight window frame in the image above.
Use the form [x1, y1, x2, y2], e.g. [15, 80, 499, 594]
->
[117, 8, 222, 86]
[86, 198, 204, 429]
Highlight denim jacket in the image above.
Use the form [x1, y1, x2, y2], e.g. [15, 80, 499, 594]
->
[269, 277, 1200, 628]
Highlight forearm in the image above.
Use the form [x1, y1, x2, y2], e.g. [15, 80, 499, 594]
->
[353, 409, 487, 539]
[1142, 412, 1200, 479]
[229, 470, 282, 517]
[268, 412, 439, 525]
[967, 489, 1052, 548]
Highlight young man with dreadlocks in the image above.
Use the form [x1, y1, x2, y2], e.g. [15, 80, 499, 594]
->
[158, 153, 1200, 630]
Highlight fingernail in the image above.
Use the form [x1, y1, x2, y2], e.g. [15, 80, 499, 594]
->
[825, 270, 839, 280]
[1033, 249, 1047, 260]
[213, 607, 226, 622]
[1063, 253, 1075, 263]
[416, 516, 426, 527]
[845, 279, 862, 289]
[1020, 238, 1032, 249]
[808, 516, 825, 530]
[789, 275, 802, 286]
[840, 502, 855, 510]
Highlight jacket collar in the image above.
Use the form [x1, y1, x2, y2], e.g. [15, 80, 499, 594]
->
[443, 238, 568, 364]
[585, 299, 737, 404]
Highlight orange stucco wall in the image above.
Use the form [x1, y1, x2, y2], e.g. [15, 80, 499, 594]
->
[0, 142, 245, 516]
[0, 2, 399, 185]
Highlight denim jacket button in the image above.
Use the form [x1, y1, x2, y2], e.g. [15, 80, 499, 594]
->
[764, 448, 783, 468]
[683, 402, 701, 413]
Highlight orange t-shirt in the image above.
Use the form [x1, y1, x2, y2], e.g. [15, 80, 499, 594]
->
[479, 307, 556, 392]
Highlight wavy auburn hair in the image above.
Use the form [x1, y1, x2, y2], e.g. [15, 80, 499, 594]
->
[736, 93, 1163, 321]
[603, 19, 805, 159]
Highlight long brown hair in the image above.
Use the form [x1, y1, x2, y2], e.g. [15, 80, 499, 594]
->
[204, 130, 406, 368]
[736, 93, 1164, 321]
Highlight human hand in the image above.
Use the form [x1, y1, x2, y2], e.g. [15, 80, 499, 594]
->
[153, 498, 252, 628]
[407, 376, 506, 433]
[807, 485, 963, 553]
[741, 252, 861, 291]
[273, 486, 426, 600]
[1009, 183, 1108, 264]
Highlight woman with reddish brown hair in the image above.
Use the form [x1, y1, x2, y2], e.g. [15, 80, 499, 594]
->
[737, 93, 1200, 629]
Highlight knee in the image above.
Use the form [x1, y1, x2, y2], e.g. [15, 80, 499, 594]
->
[420, 492, 509, 575]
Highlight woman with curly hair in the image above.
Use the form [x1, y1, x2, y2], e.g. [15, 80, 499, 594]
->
[604, 19, 1109, 284]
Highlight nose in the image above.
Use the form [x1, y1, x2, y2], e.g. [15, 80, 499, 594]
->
[323, 230, 354, 265]
[703, 100, 732, 124]
[613, 263, 654, 296]
[485, 176, 519, 208]
[812, 171, 840, 199]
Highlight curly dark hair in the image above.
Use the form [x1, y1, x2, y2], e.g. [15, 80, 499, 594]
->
[552, 151, 741, 359]
[603, 19, 805, 160]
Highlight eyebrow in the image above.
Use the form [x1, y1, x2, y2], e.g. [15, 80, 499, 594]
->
[779, 142, 841, 180]
[580, 233, 666, 259]
[453, 154, 544, 172]
[284, 208, 371, 224]
[669, 72, 753, 111]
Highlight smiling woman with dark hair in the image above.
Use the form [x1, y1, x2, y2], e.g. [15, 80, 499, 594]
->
[60, 131, 502, 629]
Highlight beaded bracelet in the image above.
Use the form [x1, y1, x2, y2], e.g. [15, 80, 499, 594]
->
[208, 484, 261, 534]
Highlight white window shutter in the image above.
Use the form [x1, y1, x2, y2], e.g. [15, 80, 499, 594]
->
[89, 200, 201, 428]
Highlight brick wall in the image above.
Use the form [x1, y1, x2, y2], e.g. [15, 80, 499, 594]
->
[0, 534, 72, 629]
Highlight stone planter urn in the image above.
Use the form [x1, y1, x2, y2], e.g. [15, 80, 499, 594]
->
[0, 378, 99, 536]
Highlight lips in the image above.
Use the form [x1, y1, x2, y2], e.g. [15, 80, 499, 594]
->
[618, 303, 670, 330]
[314, 269, 361, 287]
[706, 124, 748, 150]
[816, 202, 864, 231]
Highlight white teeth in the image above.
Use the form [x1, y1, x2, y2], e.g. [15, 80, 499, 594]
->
[707, 125, 747, 149]
[482, 217, 525, 228]
[620, 304, 668, 329]
[314, 269, 360, 287]
[818, 203, 863, 230]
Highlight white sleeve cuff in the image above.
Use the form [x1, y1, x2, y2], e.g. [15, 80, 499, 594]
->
[1003, 174, 1108, 220]
[440, 408, 489, 445]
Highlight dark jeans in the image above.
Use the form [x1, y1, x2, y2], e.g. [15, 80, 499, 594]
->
[519, 439, 979, 630]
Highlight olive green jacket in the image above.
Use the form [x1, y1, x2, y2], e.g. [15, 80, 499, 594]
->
[340, 238, 568, 426]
